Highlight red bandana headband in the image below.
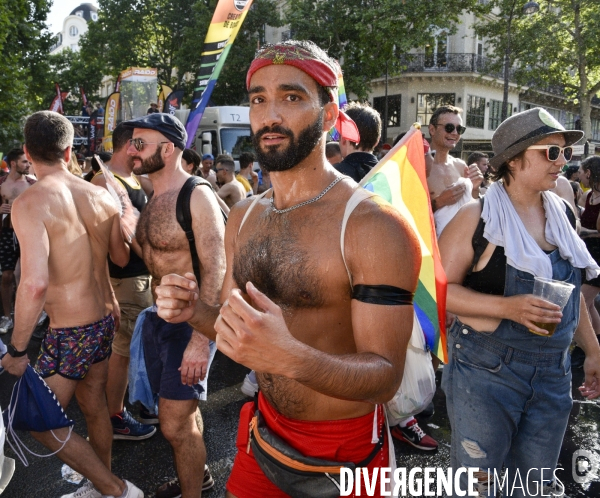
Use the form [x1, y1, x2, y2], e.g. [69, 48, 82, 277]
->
[246, 45, 360, 143]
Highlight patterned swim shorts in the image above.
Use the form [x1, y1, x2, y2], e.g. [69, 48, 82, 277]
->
[36, 314, 115, 380]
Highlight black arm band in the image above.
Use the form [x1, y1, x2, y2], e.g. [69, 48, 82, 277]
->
[352, 284, 414, 305]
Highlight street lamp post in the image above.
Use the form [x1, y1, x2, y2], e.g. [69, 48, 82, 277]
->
[501, 1, 539, 122]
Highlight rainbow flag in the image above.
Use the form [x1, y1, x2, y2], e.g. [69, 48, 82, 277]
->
[328, 65, 348, 141]
[185, 0, 254, 147]
[360, 125, 448, 362]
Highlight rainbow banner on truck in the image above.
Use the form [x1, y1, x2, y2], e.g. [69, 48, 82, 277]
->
[360, 126, 448, 363]
[185, 0, 254, 148]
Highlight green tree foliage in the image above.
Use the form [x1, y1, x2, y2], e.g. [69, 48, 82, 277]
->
[45, 49, 106, 115]
[78, 0, 281, 106]
[475, 0, 600, 142]
[0, 0, 52, 151]
[285, 0, 481, 99]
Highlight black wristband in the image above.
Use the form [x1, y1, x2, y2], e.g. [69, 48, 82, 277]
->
[7, 343, 27, 357]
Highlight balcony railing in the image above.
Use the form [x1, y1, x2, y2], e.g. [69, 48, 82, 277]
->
[397, 53, 572, 98]
[398, 53, 514, 80]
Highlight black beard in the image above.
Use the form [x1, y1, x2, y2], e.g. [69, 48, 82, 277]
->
[132, 146, 165, 175]
[251, 110, 324, 172]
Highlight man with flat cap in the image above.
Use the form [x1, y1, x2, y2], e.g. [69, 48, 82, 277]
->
[122, 113, 226, 497]
[154, 40, 420, 497]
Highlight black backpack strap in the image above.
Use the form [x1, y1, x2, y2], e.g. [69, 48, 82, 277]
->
[467, 197, 488, 277]
[562, 199, 577, 230]
[176, 176, 227, 284]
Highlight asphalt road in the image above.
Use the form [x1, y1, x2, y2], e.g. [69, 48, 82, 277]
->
[1, 328, 600, 497]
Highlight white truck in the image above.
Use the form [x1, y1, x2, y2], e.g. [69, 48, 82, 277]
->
[174, 106, 255, 163]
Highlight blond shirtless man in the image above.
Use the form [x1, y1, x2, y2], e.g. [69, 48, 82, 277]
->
[122, 113, 226, 498]
[215, 155, 246, 208]
[2, 111, 143, 498]
[154, 40, 420, 497]
[427, 106, 483, 235]
[0, 148, 36, 334]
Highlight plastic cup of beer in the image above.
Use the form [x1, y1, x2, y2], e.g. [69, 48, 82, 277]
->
[530, 277, 575, 336]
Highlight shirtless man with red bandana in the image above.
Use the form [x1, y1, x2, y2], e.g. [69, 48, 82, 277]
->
[155, 40, 421, 498]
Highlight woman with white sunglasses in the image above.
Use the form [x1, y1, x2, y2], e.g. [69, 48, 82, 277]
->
[439, 107, 600, 497]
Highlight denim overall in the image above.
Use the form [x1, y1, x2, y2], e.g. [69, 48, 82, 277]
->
[442, 249, 580, 497]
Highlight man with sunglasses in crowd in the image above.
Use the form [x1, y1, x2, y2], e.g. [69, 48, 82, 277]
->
[122, 113, 226, 497]
[427, 105, 483, 236]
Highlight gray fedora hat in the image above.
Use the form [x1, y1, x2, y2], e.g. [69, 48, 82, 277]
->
[489, 107, 584, 168]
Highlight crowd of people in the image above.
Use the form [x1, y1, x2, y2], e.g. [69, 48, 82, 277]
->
[1, 39, 600, 498]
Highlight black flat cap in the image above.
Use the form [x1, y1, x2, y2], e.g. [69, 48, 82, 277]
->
[122, 113, 187, 150]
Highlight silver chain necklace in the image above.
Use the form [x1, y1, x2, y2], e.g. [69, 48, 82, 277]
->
[270, 176, 344, 214]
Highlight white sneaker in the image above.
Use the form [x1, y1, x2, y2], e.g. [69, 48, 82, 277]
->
[61, 480, 101, 498]
[101, 480, 144, 498]
[0, 316, 13, 335]
[241, 371, 258, 397]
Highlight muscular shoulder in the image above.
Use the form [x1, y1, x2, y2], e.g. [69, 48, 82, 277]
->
[228, 195, 261, 228]
[190, 182, 225, 227]
[344, 195, 421, 289]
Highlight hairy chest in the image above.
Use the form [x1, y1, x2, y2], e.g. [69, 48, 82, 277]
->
[233, 211, 345, 310]
[137, 190, 188, 253]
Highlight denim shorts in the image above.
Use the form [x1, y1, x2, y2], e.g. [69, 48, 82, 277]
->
[142, 310, 215, 401]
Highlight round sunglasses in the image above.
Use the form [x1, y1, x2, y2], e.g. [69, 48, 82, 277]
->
[129, 138, 171, 151]
[526, 145, 574, 162]
[434, 123, 467, 135]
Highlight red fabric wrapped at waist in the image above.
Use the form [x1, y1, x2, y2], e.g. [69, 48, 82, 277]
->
[227, 392, 389, 498]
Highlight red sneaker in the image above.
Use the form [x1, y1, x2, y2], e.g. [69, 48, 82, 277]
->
[391, 418, 438, 451]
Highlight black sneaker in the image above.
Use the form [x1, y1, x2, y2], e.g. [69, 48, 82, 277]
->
[139, 405, 159, 425]
[111, 408, 157, 440]
[155, 466, 214, 497]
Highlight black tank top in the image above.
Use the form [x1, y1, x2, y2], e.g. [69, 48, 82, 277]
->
[108, 174, 150, 279]
[463, 198, 576, 295]
[581, 191, 600, 230]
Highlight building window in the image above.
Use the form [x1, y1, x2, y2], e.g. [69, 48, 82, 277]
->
[592, 118, 600, 142]
[91, 12, 98, 21]
[563, 111, 576, 130]
[69, 26, 79, 36]
[373, 95, 402, 128]
[466, 95, 486, 129]
[489, 99, 512, 130]
[424, 33, 448, 69]
[75, 10, 83, 17]
[281, 30, 295, 41]
[416, 93, 455, 125]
